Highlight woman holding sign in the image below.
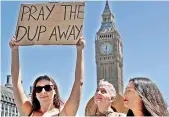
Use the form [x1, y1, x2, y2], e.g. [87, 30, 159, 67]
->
[9, 36, 85, 116]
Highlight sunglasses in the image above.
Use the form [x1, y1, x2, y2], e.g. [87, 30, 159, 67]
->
[35, 85, 53, 93]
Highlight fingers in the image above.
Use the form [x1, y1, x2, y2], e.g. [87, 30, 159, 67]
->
[10, 39, 17, 46]
[79, 36, 84, 40]
[77, 37, 84, 44]
[9, 36, 19, 49]
[76, 36, 85, 51]
[12, 35, 16, 39]
[78, 39, 84, 46]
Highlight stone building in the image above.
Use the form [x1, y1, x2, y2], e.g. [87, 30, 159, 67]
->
[0, 75, 19, 116]
[0, 75, 32, 117]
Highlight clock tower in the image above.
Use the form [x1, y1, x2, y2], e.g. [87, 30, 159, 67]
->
[95, 1, 123, 95]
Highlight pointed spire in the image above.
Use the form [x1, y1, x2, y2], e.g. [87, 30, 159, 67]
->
[5, 75, 12, 89]
[105, 0, 109, 9]
[103, 0, 111, 15]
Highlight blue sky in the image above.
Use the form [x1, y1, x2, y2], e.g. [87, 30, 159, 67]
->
[1, 1, 169, 115]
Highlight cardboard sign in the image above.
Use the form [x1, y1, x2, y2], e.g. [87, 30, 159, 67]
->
[15, 2, 85, 45]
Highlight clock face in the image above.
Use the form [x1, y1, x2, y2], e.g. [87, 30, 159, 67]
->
[100, 43, 113, 55]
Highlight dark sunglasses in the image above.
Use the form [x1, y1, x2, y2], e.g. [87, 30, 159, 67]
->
[35, 85, 53, 93]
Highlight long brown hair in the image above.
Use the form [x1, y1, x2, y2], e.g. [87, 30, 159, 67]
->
[31, 75, 64, 111]
[127, 77, 168, 116]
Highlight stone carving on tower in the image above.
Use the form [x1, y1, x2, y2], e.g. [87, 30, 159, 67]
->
[95, 1, 123, 95]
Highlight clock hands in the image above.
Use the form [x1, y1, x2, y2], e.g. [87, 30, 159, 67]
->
[100, 43, 112, 55]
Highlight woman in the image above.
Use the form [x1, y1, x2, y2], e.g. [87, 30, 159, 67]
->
[124, 77, 168, 116]
[92, 79, 125, 116]
[9, 36, 85, 116]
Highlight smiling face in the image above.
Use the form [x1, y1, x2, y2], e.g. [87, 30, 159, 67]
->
[124, 81, 142, 110]
[35, 79, 56, 104]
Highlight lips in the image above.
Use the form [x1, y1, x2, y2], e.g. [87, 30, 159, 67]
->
[96, 97, 102, 100]
[124, 97, 129, 102]
[95, 95, 102, 101]
[40, 96, 48, 99]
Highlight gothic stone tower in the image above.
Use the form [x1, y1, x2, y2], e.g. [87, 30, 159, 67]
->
[95, 1, 123, 95]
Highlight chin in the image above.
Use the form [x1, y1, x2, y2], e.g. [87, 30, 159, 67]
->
[124, 102, 129, 108]
[94, 100, 98, 105]
[94, 99, 101, 105]
[40, 97, 50, 101]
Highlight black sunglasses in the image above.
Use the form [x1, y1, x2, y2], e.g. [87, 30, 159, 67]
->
[35, 85, 53, 93]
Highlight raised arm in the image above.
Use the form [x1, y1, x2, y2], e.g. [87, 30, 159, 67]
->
[10, 36, 32, 116]
[60, 36, 85, 116]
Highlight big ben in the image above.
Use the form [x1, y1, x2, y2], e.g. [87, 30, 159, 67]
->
[95, 1, 123, 95]
[85, 2, 126, 115]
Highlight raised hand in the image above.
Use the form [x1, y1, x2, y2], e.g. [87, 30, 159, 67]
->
[9, 36, 19, 50]
[76, 36, 85, 51]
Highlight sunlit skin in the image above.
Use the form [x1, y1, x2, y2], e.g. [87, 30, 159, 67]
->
[10, 35, 85, 116]
[95, 87, 108, 103]
[94, 87, 113, 114]
[124, 81, 144, 116]
[35, 80, 55, 103]
[34, 80, 56, 114]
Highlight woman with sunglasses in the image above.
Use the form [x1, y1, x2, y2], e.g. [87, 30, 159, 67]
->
[9, 36, 85, 116]
[124, 77, 168, 116]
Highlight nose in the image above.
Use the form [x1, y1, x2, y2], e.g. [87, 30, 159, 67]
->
[41, 88, 46, 93]
[96, 91, 102, 96]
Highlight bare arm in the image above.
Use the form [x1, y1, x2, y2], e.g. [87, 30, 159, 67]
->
[10, 37, 32, 116]
[60, 37, 85, 116]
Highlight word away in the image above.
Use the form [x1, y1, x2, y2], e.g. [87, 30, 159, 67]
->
[16, 24, 83, 42]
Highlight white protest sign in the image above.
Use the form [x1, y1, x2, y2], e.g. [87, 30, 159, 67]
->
[15, 2, 85, 45]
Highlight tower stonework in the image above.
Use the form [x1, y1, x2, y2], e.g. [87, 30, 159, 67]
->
[95, 1, 123, 95]
[85, 2, 127, 115]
